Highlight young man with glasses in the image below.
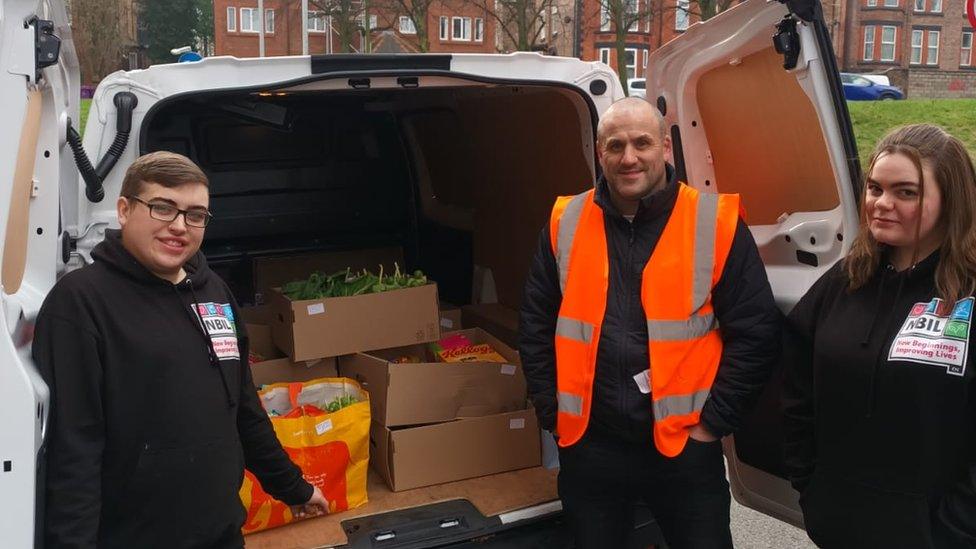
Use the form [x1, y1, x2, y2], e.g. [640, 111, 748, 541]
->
[33, 151, 326, 548]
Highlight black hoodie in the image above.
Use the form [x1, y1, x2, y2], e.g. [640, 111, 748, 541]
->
[34, 230, 312, 549]
[783, 252, 976, 548]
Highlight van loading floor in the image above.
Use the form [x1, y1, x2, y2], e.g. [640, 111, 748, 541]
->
[245, 466, 558, 548]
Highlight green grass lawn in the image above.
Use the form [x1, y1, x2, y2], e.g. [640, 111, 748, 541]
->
[847, 99, 976, 169]
[79, 98, 91, 135]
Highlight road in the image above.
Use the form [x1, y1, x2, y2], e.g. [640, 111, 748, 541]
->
[731, 495, 816, 549]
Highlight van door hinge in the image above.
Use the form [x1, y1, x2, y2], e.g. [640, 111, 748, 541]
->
[773, 16, 801, 70]
[33, 18, 61, 77]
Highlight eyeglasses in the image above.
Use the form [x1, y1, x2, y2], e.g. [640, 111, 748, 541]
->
[126, 196, 213, 228]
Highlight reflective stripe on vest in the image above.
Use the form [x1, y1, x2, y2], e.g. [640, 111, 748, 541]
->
[692, 192, 719, 311]
[557, 391, 584, 416]
[646, 314, 717, 341]
[549, 183, 740, 456]
[554, 193, 588, 294]
[556, 316, 596, 344]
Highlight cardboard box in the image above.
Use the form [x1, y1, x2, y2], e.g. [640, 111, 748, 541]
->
[269, 283, 440, 362]
[253, 247, 404, 303]
[338, 328, 526, 427]
[461, 303, 520, 349]
[439, 302, 463, 332]
[370, 406, 541, 491]
[246, 323, 337, 387]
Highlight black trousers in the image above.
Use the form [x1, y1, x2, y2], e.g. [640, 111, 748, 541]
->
[557, 432, 733, 549]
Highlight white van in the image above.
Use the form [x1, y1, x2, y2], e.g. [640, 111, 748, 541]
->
[0, 0, 861, 546]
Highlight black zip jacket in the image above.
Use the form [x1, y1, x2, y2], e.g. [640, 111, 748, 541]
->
[519, 168, 781, 446]
[783, 252, 976, 548]
[34, 230, 312, 549]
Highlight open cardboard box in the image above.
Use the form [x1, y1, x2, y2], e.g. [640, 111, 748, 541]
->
[247, 323, 337, 386]
[338, 328, 526, 427]
[269, 283, 440, 362]
[370, 405, 541, 492]
[253, 247, 404, 304]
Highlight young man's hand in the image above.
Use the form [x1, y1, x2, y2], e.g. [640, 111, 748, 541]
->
[688, 423, 718, 442]
[292, 485, 330, 518]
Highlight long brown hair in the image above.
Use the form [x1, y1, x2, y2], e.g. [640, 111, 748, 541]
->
[846, 124, 976, 303]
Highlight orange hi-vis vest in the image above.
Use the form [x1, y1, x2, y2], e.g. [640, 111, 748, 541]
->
[549, 183, 740, 457]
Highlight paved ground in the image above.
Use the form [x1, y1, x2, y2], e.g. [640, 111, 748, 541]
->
[730, 494, 816, 549]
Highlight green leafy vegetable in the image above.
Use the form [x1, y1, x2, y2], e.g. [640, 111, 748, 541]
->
[282, 263, 429, 300]
[325, 394, 359, 413]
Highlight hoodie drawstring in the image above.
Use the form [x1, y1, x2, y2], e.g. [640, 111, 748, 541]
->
[176, 279, 236, 408]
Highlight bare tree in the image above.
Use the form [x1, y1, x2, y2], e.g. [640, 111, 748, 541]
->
[71, 0, 126, 83]
[373, 0, 437, 52]
[685, 0, 734, 21]
[289, 0, 367, 52]
[463, 0, 560, 52]
[594, 0, 656, 92]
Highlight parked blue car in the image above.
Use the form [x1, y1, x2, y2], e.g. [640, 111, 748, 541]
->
[840, 72, 905, 100]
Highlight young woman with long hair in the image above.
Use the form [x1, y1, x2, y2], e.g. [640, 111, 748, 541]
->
[783, 124, 976, 548]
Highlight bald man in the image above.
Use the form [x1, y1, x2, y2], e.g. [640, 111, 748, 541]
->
[519, 98, 780, 548]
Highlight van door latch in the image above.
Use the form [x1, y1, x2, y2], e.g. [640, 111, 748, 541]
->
[32, 18, 61, 74]
[773, 16, 801, 70]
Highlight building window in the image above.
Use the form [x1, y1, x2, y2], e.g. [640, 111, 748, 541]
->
[475, 18, 484, 42]
[625, 48, 637, 79]
[911, 29, 924, 63]
[399, 16, 417, 34]
[927, 30, 940, 65]
[883, 0, 898, 6]
[265, 9, 275, 33]
[914, 0, 924, 11]
[643, 49, 648, 69]
[452, 17, 472, 41]
[880, 26, 896, 61]
[226, 7, 236, 32]
[240, 7, 257, 32]
[863, 25, 875, 61]
[628, 0, 639, 31]
[675, 0, 690, 31]
[440, 16, 449, 40]
[867, 0, 877, 6]
[600, 3, 611, 31]
[599, 48, 611, 65]
[962, 31, 973, 66]
[931, 0, 942, 11]
[308, 11, 328, 32]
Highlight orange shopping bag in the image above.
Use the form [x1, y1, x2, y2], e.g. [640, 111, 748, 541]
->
[240, 377, 370, 534]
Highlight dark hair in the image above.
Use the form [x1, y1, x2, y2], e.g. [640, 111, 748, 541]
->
[120, 151, 208, 197]
[846, 124, 976, 302]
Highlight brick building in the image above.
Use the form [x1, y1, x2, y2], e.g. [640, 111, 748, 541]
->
[577, 0, 737, 81]
[373, 1, 496, 53]
[214, 0, 495, 56]
[839, 0, 976, 96]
